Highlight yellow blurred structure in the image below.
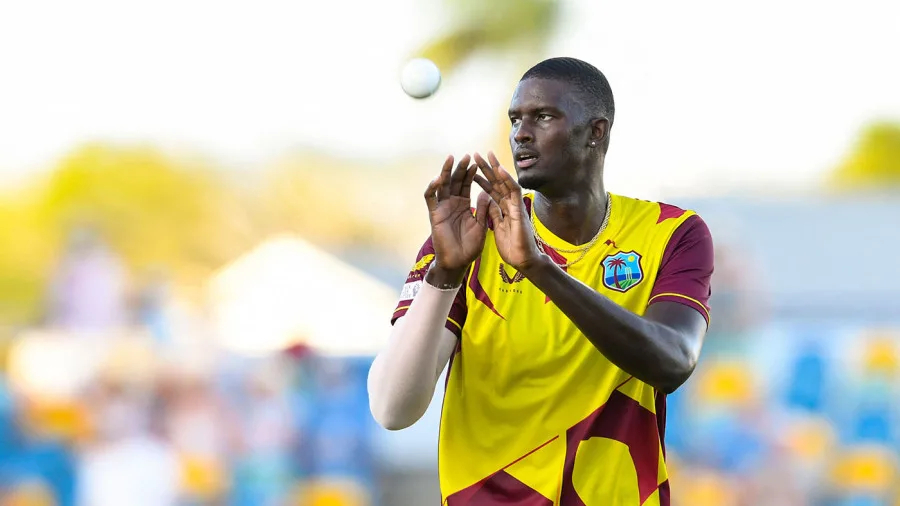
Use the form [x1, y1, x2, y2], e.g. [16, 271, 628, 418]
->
[179, 454, 229, 502]
[0, 480, 57, 506]
[694, 361, 756, 407]
[20, 400, 91, 444]
[830, 122, 900, 190]
[674, 470, 739, 506]
[784, 415, 838, 463]
[295, 478, 371, 506]
[830, 445, 899, 495]
[863, 332, 900, 376]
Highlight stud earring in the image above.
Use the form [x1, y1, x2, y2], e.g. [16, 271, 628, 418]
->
[590, 141, 597, 147]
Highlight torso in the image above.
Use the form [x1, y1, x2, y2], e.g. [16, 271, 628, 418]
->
[438, 192, 695, 506]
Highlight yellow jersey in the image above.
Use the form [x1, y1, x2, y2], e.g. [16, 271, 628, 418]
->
[392, 192, 713, 505]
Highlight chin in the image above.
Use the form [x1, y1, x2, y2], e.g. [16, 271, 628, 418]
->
[516, 171, 549, 191]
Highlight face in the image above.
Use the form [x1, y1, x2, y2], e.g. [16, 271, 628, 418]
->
[508, 78, 602, 193]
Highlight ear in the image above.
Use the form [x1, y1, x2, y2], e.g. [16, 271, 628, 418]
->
[590, 118, 610, 147]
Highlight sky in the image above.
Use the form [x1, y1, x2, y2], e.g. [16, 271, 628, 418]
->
[0, 0, 898, 199]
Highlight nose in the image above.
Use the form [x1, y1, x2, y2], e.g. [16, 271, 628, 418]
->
[513, 121, 533, 145]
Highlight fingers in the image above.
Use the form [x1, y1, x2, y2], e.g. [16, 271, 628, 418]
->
[460, 164, 477, 199]
[448, 154, 471, 197]
[486, 151, 522, 196]
[486, 196, 504, 226]
[424, 175, 442, 213]
[473, 152, 497, 185]
[429, 152, 518, 217]
[474, 151, 521, 199]
[487, 151, 502, 169]
[474, 173, 503, 204]
[476, 189, 504, 227]
[437, 155, 454, 200]
[475, 191, 491, 228]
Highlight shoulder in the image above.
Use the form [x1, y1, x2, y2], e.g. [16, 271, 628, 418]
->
[612, 194, 704, 232]
[659, 213, 714, 272]
[669, 214, 711, 245]
[654, 202, 712, 259]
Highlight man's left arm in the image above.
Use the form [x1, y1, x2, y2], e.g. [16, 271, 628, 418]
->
[472, 152, 713, 393]
[522, 216, 713, 393]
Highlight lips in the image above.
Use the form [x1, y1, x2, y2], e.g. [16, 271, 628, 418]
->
[514, 149, 539, 169]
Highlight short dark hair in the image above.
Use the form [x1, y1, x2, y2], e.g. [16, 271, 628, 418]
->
[521, 57, 615, 126]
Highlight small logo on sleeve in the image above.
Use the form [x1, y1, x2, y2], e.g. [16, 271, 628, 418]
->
[406, 253, 435, 282]
[412, 254, 435, 273]
[601, 251, 644, 292]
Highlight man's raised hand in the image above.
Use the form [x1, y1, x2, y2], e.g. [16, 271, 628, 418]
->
[472, 152, 543, 273]
[423, 155, 490, 287]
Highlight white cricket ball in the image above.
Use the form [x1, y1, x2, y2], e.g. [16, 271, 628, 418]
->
[400, 58, 442, 99]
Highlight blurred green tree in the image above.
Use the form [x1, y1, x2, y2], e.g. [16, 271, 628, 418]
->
[830, 122, 900, 189]
[418, 0, 560, 169]
[256, 152, 431, 255]
[0, 195, 48, 323]
[0, 144, 247, 323]
[419, 0, 559, 72]
[37, 144, 245, 276]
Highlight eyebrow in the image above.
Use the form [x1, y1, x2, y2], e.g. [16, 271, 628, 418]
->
[508, 105, 565, 116]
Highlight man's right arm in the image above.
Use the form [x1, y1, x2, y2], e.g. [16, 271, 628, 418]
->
[367, 274, 460, 430]
[367, 237, 468, 431]
[369, 155, 484, 430]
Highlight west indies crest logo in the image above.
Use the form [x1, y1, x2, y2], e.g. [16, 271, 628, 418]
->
[601, 251, 643, 292]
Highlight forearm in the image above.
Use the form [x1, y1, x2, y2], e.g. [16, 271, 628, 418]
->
[522, 256, 695, 392]
[368, 268, 462, 429]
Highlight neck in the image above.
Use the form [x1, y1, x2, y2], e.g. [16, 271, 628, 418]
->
[533, 183, 608, 246]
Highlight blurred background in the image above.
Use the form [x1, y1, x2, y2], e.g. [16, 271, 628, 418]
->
[1, 0, 899, 505]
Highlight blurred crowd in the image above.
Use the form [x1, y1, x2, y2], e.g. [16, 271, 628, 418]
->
[3, 226, 900, 506]
[0, 228, 376, 506]
[666, 244, 900, 506]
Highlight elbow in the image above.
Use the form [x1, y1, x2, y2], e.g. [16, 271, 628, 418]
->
[367, 370, 426, 431]
[366, 349, 437, 431]
[369, 397, 421, 431]
[374, 415, 414, 432]
[652, 327, 702, 394]
[657, 354, 698, 394]
[370, 408, 406, 431]
[658, 373, 690, 395]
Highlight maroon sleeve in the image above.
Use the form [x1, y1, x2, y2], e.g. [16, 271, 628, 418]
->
[391, 236, 468, 338]
[648, 215, 714, 324]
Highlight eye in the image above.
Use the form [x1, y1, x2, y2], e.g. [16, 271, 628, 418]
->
[537, 114, 553, 121]
[510, 117, 521, 126]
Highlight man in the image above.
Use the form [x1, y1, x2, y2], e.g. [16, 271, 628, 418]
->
[368, 57, 713, 505]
